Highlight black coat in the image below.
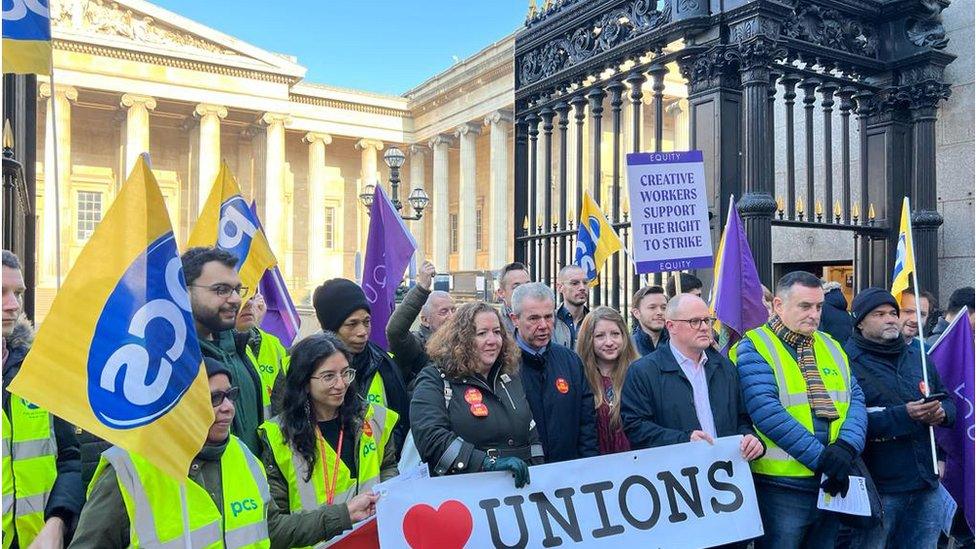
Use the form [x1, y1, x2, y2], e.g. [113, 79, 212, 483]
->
[621, 343, 756, 449]
[820, 288, 854, 345]
[519, 342, 599, 462]
[2, 321, 83, 546]
[409, 363, 542, 476]
[845, 337, 956, 493]
[351, 341, 410, 457]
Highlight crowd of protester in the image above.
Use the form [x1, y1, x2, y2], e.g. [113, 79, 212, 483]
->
[2, 247, 973, 548]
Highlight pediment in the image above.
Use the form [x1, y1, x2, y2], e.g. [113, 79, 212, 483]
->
[51, 0, 306, 79]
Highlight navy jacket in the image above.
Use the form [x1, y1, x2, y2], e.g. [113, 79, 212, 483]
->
[819, 288, 854, 345]
[736, 331, 867, 491]
[621, 344, 756, 449]
[517, 339, 598, 462]
[845, 337, 956, 494]
[631, 325, 669, 357]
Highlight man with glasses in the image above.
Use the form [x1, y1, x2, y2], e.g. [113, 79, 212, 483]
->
[182, 246, 265, 454]
[621, 294, 764, 462]
[733, 271, 867, 549]
[72, 358, 377, 548]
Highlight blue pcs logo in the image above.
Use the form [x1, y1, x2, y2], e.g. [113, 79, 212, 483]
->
[574, 216, 601, 279]
[217, 196, 259, 267]
[87, 233, 201, 429]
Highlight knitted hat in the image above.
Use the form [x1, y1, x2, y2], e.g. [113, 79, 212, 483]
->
[851, 287, 899, 325]
[203, 357, 232, 380]
[312, 278, 371, 332]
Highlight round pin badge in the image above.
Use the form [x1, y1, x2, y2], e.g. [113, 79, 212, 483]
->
[470, 403, 489, 417]
[555, 378, 570, 394]
[464, 388, 483, 405]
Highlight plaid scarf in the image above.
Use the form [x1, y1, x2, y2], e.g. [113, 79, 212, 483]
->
[768, 316, 839, 421]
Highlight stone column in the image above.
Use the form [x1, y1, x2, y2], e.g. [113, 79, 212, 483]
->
[455, 123, 480, 271]
[429, 134, 452, 270]
[194, 103, 228, 211]
[120, 94, 156, 176]
[304, 132, 332, 287]
[408, 144, 428, 263]
[261, 113, 290, 255]
[485, 110, 512, 268]
[355, 139, 384, 252]
[39, 83, 77, 283]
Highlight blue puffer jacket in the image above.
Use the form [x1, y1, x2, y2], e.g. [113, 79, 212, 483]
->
[735, 331, 868, 491]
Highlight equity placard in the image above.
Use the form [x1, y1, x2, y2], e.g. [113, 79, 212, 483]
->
[626, 150, 713, 273]
[377, 436, 763, 549]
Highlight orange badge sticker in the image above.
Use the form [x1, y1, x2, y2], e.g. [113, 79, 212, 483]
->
[470, 403, 489, 417]
[555, 378, 570, 394]
[464, 388, 483, 404]
[362, 421, 373, 437]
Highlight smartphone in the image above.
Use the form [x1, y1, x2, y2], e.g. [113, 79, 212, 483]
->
[923, 392, 949, 403]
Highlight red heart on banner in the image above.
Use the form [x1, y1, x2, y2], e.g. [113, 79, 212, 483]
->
[402, 500, 473, 549]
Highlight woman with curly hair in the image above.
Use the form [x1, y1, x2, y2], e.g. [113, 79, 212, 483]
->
[576, 307, 639, 454]
[258, 332, 398, 532]
[409, 301, 543, 487]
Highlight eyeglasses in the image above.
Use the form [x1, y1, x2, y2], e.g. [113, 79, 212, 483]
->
[189, 284, 248, 299]
[670, 317, 716, 330]
[310, 369, 356, 386]
[210, 387, 240, 407]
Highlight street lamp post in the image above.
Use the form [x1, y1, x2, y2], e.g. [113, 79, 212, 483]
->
[359, 145, 429, 220]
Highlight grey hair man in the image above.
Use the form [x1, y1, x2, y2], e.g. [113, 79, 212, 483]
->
[386, 260, 456, 386]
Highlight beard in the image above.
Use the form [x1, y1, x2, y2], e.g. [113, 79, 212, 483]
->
[195, 302, 239, 334]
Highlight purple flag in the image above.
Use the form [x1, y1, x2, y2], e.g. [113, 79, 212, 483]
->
[362, 185, 417, 349]
[249, 202, 300, 347]
[709, 196, 768, 353]
[930, 309, 975, 531]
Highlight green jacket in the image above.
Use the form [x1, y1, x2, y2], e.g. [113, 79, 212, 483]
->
[385, 284, 433, 386]
[199, 330, 264, 453]
[69, 439, 352, 549]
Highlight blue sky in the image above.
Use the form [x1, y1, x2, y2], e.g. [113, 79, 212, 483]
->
[154, 1, 526, 96]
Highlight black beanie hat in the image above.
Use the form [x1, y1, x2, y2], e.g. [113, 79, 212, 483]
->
[312, 278, 371, 332]
[851, 287, 899, 325]
[203, 357, 232, 381]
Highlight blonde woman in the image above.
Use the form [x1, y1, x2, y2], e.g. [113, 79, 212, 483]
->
[576, 307, 639, 454]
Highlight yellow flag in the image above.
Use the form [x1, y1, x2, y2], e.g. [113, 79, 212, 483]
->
[574, 191, 623, 287]
[9, 156, 213, 479]
[890, 197, 915, 306]
[188, 162, 277, 299]
[2, 1, 52, 75]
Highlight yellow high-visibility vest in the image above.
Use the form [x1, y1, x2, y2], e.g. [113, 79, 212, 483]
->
[90, 436, 271, 548]
[2, 397, 57, 549]
[733, 326, 852, 477]
[245, 328, 289, 418]
[259, 404, 397, 513]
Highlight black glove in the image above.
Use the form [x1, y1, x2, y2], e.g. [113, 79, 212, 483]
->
[482, 456, 530, 488]
[817, 440, 856, 496]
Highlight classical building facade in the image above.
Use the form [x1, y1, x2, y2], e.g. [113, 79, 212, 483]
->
[32, 0, 690, 320]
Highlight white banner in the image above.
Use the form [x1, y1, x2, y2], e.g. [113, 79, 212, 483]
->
[377, 436, 763, 548]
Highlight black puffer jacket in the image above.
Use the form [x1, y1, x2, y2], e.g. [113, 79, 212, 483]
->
[819, 287, 854, 345]
[410, 363, 543, 476]
[350, 342, 410, 457]
[3, 319, 83, 546]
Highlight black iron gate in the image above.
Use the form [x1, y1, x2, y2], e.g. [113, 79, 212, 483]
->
[513, 0, 954, 307]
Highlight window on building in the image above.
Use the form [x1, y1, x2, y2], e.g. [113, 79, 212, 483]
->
[76, 191, 102, 240]
[324, 207, 335, 249]
[476, 209, 484, 251]
[450, 213, 458, 253]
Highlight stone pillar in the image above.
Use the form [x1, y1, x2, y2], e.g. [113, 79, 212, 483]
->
[429, 134, 452, 270]
[408, 144, 428, 263]
[355, 138, 384, 252]
[455, 122, 480, 271]
[261, 113, 290, 255]
[39, 83, 77, 283]
[120, 94, 156, 176]
[485, 110, 512, 268]
[304, 132, 332, 287]
[194, 103, 228, 211]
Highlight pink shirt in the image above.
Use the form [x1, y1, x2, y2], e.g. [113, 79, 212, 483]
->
[669, 343, 716, 439]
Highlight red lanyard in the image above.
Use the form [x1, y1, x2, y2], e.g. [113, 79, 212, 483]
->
[316, 426, 344, 505]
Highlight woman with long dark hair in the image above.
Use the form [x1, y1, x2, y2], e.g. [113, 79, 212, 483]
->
[410, 301, 542, 487]
[258, 332, 398, 525]
[576, 307, 639, 454]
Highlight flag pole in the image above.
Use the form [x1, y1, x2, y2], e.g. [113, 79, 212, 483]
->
[905, 197, 940, 475]
[46, 45, 62, 288]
